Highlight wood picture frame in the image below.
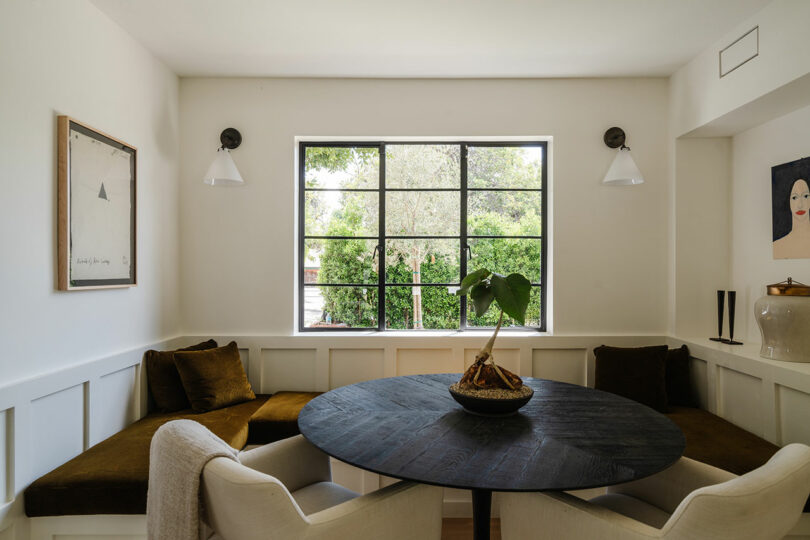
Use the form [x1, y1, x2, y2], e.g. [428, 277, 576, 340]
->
[58, 116, 137, 290]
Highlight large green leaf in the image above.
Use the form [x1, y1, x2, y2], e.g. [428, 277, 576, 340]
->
[456, 268, 490, 296]
[490, 273, 531, 325]
[469, 283, 495, 316]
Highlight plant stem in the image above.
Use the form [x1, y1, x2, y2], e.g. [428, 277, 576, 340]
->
[475, 310, 504, 365]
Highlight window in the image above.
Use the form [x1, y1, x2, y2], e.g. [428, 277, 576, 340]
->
[298, 141, 547, 332]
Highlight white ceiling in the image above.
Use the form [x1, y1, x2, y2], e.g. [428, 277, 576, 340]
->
[91, 0, 771, 78]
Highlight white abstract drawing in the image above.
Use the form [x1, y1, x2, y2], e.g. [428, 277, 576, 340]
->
[58, 116, 136, 290]
[69, 130, 133, 280]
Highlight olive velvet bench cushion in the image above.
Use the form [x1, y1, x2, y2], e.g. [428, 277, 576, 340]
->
[24, 391, 321, 517]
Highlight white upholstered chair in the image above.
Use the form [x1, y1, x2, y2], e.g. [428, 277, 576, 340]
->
[200, 434, 443, 540]
[500, 443, 810, 540]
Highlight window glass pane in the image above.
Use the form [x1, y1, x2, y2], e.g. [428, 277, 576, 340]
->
[385, 145, 460, 188]
[385, 286, 460, 330]
[304, 147, 379, 189]
[468, 146, 543, 189]
[305, 191, 378, 237]
[304, 286, 378, 328]
[468, 191, 541, 236]
[468, 238, 542, 284]
[385, 239, 459, 284]
[305, 239, 378, 284]
[467, 286, 542, 328]
[386, 191, 460, 236]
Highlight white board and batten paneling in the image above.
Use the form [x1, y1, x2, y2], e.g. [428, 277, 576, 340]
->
[671, 337, 810, 448]
[30, 385, 84, 483]
[329, 349, 384, 389]
[1, 410, 8, 504]
[220, 333, 651, 395]
[0, 336, 190, 540]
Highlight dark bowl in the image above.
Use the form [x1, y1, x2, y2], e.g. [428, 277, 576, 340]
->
[448, 386, 534, 416]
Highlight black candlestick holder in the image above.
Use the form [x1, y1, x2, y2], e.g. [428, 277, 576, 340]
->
[709, 290, 725, 342]
[722, 290, 743, 345]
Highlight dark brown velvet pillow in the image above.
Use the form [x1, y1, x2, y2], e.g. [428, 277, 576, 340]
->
[145, 339, 218, 412]
[174, 341, 256, 413]
[666, 345, 697, 407]
[594, 345, 668, 413]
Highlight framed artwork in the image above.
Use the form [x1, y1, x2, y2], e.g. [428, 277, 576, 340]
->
[58, 116, 137, 290]
[772, 156, 810, 260]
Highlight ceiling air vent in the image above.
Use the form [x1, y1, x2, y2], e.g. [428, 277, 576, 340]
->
[719, 26, 759, 78]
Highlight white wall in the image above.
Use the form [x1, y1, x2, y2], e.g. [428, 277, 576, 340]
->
[179, 77, 670, 336]
[668, 0, 810, 341]
[673, 138, 732, 338]
[0, 0, 181, 385]
[730, 104, 810, 343]
[670, 0, 810, 138]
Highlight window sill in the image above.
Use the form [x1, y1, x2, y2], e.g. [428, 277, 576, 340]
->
[294, 329, 549, 338]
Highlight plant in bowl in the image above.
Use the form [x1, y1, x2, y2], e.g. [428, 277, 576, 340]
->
[449, 269, 534, 415]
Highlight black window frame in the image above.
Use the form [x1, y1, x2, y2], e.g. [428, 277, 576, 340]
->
[298, 140, 548, 332]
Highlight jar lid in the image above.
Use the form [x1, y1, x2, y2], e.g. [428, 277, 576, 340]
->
[767, 277, 810, 296]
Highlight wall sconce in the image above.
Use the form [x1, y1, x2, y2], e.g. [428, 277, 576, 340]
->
[602, 127, 644, 185]
[203, 128, 244, 186]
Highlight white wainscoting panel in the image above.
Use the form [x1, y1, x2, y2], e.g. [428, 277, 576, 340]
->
[531, 349, 587, 385]
[96, 366, 137, 444]
[237, 348, 250, 380]
[443, 487, 472, 518]
[0, 410, 7, 503]
[718, 366, 763, 437]
[396, 348, 456, 375]
[690, 357, 709, 409]
[30, 385, 84, 481]
[261, 349, 317, 393]
[329, 349, 384, 389]
[0, 336, 187, 540]
[463, 348, 520, 374]
[777, 385, 810, 446]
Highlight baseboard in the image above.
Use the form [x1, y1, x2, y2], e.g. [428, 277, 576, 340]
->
[29, 515, 146, 540]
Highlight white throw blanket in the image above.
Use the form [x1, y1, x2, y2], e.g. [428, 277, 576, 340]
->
[147, 419, 239, 540]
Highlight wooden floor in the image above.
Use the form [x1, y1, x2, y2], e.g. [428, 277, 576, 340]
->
[442, 518, 501, 540]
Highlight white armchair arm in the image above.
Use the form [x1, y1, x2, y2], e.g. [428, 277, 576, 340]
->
[607, 457, 736, 514]
[305, 481, 443, 540]
[238, 435, 332, 493]
[500, 491, 664, 540]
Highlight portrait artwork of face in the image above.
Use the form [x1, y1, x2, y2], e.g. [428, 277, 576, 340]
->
[789, 179, 810, 222]
[772, 157, 810, 260]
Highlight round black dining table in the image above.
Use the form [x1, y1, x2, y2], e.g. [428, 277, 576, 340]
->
[298, 373, 685, 540]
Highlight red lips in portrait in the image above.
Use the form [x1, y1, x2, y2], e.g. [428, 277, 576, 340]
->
[798, 210, 808, 216]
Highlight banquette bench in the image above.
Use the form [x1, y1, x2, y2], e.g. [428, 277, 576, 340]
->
[24, 340, 320, 518]
[595, 344, 808, 513]
[23, 341, 805, 524]
[24, 391, 319, 516]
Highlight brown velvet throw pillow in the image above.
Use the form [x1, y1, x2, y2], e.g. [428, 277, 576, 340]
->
[174, 341, 256, 413]
[145, 339, 218, 412]
[594, 345, 668, 413]
[666, 345, 697, 407]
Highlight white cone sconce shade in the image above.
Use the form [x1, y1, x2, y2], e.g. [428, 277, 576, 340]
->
[204, 148, 243, 185]
[602, 127, 644, 185]
[203, 128, 244, 186]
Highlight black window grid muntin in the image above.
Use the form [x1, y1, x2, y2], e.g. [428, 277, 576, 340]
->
[299, 140, 548, 332]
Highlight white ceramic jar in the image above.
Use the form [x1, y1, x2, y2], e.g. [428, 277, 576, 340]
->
[755, 279, 810, 363]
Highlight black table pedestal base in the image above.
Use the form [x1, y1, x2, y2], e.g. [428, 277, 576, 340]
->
[472, 489, 492, 540]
